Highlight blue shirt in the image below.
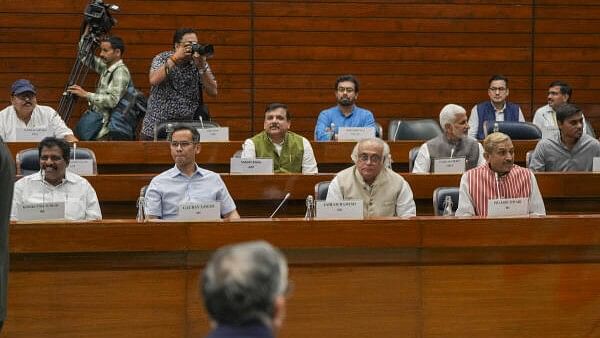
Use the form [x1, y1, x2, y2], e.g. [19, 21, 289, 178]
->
[314, 105, 376, 141]
[145, 165, 236, 219]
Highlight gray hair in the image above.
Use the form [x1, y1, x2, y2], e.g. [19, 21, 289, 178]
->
[202, 241, 288, 326]
[439, 104, 466, 129]
[350, 138, 392, 168]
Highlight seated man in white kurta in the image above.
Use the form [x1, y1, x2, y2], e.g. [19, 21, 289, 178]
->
[326, 138, 416, 217]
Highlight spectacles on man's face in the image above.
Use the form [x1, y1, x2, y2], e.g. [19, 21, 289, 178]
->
[170, 141, 194, 148]
[337, 87, 355, 94]
[357, 153, 382, 163]
[489, 87, 507, 93]
[13, 92, 36, 101]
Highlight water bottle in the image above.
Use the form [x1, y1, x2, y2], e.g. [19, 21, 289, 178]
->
[304, 195, 315, 220]
[136, 196, 146, 222]
[329, 123, 336, 140]
[493, 122, 500, 133]
[442, 195, 454, 216]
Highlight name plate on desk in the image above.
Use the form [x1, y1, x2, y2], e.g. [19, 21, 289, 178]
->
[433, 157, 466, 173]
[337, 127, 375, 141]
[177, 201, 220, 221]
[16, 127, 49, 141]
[198, 127, 229, 142]
[315, 200, 363, 219]
[68, 159, 94, 176]
[593, 157, 600, 172]
[18, 202, 65, 221]
[487, 197, 528, 217]
[230, 158, 273, 174]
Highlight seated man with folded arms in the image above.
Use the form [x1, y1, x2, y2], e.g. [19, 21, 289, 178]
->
[326, 138, 416, 217]
[532, 81, 594, 139]
[314, 74, 376, 141]
[242, 103, 317, 173]
[455, 132, 546, 216]
[0, 79, 77, 142]
[145, 124, 240, 220]
[529, 103, 600, 172]
[468, 75, 525, 140]
[202, 241, 289, 338]
[11, 137, 101, 221]
[413, 104, 485, 173]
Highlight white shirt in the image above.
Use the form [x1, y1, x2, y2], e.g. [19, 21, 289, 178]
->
[0, 105, 74, 142]
[11, 171, 102, 221]
[326, 174, 417, 217]
[412, 141, 486, 173]
[468, 102, 525, 139]
[241, 136, 318, 174]
[455, 170, 546, 216]
[532, 104, 591, 140]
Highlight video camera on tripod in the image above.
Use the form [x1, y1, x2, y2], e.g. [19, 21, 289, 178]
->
[83, 0, 119, 36]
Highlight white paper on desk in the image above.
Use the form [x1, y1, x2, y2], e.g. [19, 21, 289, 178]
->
[68, 159, 94, 176]
[487, 197, 528, 217]
[198, 127, 229, 142]
[18, 201, 65, 221]
[177, 201, 220, 221]
[337, 127, 375, 141]
[593, 157, 600, 172]
[230, 158, 273, 174]
[16, 127, 49, 142]
[315, 200, 363, 219]
[433, 157, 466, 174]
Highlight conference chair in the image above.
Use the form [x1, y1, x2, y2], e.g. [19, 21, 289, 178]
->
[526, 150, 533, 168]
[388, 119, 443, 141]
[408, 146, 420, 172]
[432, 186, 459, 216]
[153, 120, 220, 140]
[314, 181, 331, 200]
[374, 122, 384, 139]
[484, 121, 542, 140]
[16, 147, 98, 176]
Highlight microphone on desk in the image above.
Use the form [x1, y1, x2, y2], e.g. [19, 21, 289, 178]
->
[269, 192, 291, 218]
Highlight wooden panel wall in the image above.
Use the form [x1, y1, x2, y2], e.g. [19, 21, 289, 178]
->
[1, 0, 599, 140]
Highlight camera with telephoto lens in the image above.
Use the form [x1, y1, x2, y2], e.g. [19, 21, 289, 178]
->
[190, 43, 214, 57]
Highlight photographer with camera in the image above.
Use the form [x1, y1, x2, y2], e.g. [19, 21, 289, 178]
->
[68, 24, 131, 140]
[141, 28, 217, 140]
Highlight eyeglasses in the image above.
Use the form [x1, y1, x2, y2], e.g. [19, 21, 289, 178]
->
[170, 141, 194, 148]
[337, 87, 355, 94]
[357, 153, 382, 163]
[13, 93, 36, 100]
[489, 87, 507, 93]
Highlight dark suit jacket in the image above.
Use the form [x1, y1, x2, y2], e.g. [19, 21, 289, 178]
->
[0, 138, 15, 323]
[206, 323, 274, 338]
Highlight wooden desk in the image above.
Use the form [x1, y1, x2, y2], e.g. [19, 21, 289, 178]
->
[7, 140, 538, 173]
[67, 172, 600, 217]
[5, 216, 600, 338]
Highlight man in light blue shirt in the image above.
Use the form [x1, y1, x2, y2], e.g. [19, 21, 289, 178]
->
[145, 124, 240, 220]
[314, 74, 376, 141]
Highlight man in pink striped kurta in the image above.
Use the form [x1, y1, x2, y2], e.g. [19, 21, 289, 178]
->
[456, 132, 546, 216]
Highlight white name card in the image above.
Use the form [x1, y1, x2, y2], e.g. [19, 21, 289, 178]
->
[593, 157, 600, 172]
[177, 201, 221, 221]
[487, 197, 528, 217]
[16, 127, 49, 142]
[230, 158, 274, 174]
[315, 200, 364, 219]
[18, 201, 65, 221]
[337, 127, 375, 141]
[68, 159, 94, 176]
[198, 127, 229, 142]
[433, 157, 466, 174]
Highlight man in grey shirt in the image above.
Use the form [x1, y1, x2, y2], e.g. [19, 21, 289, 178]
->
[529, 103, 600, 172]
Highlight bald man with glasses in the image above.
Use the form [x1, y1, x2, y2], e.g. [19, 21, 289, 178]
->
[326, 138, 416, 217]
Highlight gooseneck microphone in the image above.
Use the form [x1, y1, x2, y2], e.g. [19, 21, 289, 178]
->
[269, 192, 291, 218]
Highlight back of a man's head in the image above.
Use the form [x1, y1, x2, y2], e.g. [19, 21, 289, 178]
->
[202, 241, 288, 328]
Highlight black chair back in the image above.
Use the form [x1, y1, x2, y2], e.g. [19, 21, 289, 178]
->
[408, 146, 420, 172]
[154, 120, 221, 140]
[485, 121, 542, 140]
[314, 181, 331, 200]
[433, 186, 459, 216]
[17, 147, 98, 176]
[388, 119, 442, 141]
